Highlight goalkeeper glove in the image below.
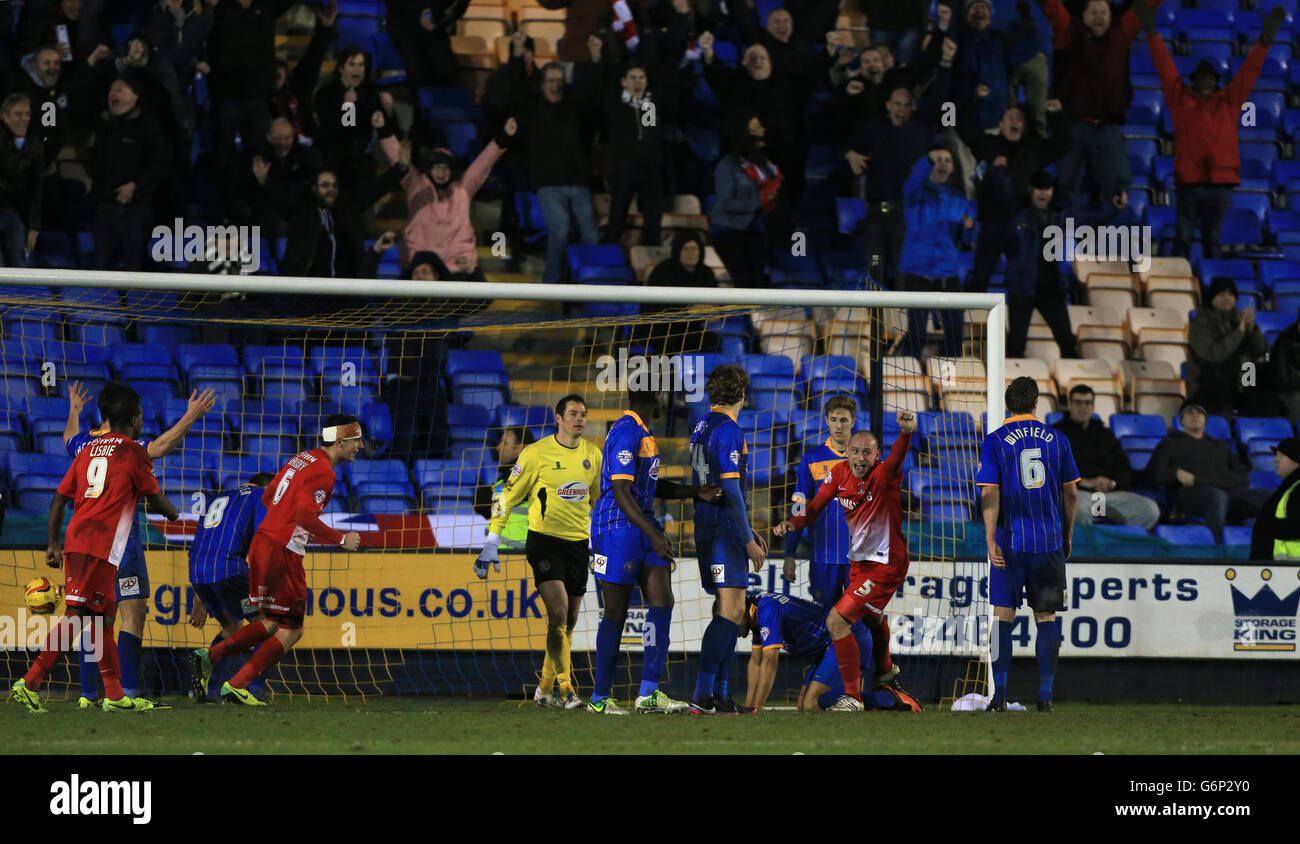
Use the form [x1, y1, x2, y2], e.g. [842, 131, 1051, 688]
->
[474, 534, 502, 579]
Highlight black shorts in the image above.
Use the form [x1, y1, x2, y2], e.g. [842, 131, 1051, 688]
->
[525, 532, 590, 597]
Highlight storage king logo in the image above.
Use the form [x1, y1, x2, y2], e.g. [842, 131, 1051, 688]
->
[1225, 568, 1300, 652]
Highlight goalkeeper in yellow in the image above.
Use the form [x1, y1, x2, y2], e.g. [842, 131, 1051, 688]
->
[474, 394, 602, 709]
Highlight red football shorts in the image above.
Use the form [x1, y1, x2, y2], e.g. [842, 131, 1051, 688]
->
[249, 533, 307, 630]
[63, 553, 118, 616]
[834, 560, 905, 624]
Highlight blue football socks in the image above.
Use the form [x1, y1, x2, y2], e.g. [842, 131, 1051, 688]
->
[639, 606, 671, 698]
[1035, 618, 1061, 702]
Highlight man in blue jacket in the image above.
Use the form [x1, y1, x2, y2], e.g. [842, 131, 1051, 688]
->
[898, 144, 975, 360]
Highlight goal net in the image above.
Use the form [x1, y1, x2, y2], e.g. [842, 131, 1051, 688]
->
[0, 272, 1003, 706]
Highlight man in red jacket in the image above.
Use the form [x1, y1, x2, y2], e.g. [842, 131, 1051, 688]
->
[1136, 0, 1286, 259]
[1041, 0, 1163, 214]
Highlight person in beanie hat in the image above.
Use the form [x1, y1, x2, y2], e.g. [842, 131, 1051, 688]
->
[1250, 438, 1300, 560]
[376, 108, 517, 278]
[1134, 0, 1287, 258]
[1146, 403, 1270, 544]
[1188, 276, 1268, 415]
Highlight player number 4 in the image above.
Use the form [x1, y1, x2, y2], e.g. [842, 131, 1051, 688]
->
[689, 443, 710, 483]
[1020, 448, 1045, 490]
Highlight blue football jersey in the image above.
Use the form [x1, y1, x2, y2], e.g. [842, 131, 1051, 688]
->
[975, 414, 1080, 553]
[67, 430, 149, 569]
[787, 440, 851, 565]
[189, 485, 267, 585]
[592, 411, 661, 535]
[753, 592, 831, 658]
[689, 408, 748, 534]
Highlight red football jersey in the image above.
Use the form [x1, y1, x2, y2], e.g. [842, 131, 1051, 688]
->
[55, 434, 159, 567]
[257, 448, 339, 555]
[793, 432, 912, 573]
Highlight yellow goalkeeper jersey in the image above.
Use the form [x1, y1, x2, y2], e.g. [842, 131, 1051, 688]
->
[489, 435, 603, 541]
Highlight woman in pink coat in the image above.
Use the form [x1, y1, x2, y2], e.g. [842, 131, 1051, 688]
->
[378, 114, 517, 277]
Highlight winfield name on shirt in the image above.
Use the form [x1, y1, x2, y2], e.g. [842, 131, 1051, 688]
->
[1002, 425, 1055, 446]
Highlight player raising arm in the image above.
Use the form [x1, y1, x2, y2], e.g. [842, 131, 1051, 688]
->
[63, 381, 217, 705]
[688, 365, 767, 715]
[10, 385, 180, 713]
[474, 395, 603, 710]
[587, 389, 722, 715]
[773, 411, 916, 711]
[187, 473, 275, 702]
[191, 415, 363, 706]
[977, 377, 1078, 712]
[741, 592, 922, 713]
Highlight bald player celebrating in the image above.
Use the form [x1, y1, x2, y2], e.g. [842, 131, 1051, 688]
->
[773, 412, 916, 711]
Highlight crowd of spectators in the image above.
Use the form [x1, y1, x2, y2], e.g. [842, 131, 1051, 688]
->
[1, 0, 1300, 548]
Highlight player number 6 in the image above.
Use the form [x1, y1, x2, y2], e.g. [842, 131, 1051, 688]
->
[1019, 448, 1045, 490]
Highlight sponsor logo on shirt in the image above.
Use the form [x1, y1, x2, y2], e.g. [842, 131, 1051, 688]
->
[617, 449, 633, 466]
[118, 576, 140, 597]
[593, 554, 608, 575]
[583, 459, 592, 470]
[555, 481, 589, 502]
[838, 496, 858, 511]
[510, 463, 522, 477]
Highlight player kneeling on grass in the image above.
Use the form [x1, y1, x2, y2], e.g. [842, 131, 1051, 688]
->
[587, 389, 723, 715]
[187, 473, 275, 702]
[191, 416, 363, 706]
[773, 412, 915, 712]
[10, 385, 180, 713]
[740, 593, 922, 713]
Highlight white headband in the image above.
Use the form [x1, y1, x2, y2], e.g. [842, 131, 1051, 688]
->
[322, 421, 363, 442]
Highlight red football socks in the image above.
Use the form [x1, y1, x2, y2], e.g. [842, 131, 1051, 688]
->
[228, 637, 284, 690]
[832, 633, 862, 700]
[210, 620, 270, 664]
[24, 615, 76, 691]
[873, 616, 893, 674]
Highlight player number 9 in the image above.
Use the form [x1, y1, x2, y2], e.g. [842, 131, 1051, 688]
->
[84, 456, 108, 499]
[1019, 448, 1045, 490]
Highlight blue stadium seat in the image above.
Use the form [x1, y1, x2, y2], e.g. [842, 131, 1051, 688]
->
[1236, 417, 1293, 449]
[415, 461, 478, 496]
[1, 310, 59, 342]
[1126, 138, 1157, 173]
[111, 343, 176, 372]
[0, 412, 25, 452]
[69, 321, 126, 347]
[1231, 191, 1271, 225]
[360, 402, 393, 455]
[348, 458, 411, 487]
[441, 121, 479, 159]
[568, 244, 627, 278]
[747, 446, 785, 485]
[577, 266, 636, 283]
[924, 501, 972, 522]
[337, 13, 382, 49]
[447, 404, 492, 441]
[835, 198, 866, 235]
[1267, 211, 1300, 245]
[1110, 413, 1167, 440]
[1156, 524, 1215, 544]
[262, 380, 309, 408]
[1128, 450, 1152, 472]
[446, 350, 505, 376]
[243, 345, 306, 376]
[310, 345, 378, 378]
[5, 452, 67, 484]
[799, 355, 856, 380]
[227, 398, 298, 432]
[242, 434, 296, 462]
[1198, 257, 1255, 283]
[1221, 525, 1253, 546]
[495, 405, 552, 432]
[739, 353, 796, 388]
[1259, 260, 1300, 289]
[179, 343, 239, 372]
[359, 495, 412, 514]
[369, 32, 407, 83]
[321, 382, 378, 414]
[1251, 470, 1282, 491]
[739, 409, 790, 443]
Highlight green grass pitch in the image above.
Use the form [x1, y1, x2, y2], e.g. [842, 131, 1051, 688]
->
[4, 698, 1300, 754]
